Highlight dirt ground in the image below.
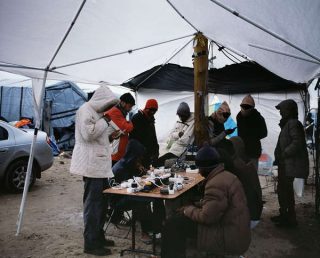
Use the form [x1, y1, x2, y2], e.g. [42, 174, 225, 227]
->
[0, 155, 320, 258]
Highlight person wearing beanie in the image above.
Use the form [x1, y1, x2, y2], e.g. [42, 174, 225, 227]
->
[236, 95, 267, 170]
[130, 99, 159, 167]
[154, 102, 194, 167]
[208, 101, 236, 146]
[105, 92, 135, 165]
[272, 99, 308, 227]
[161, 144, 251, 257]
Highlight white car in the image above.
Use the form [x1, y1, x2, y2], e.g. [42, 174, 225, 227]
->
[0, 121, 54, 192]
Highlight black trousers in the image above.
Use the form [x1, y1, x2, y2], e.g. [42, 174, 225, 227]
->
[277, 165, 296, 221]
[161, 214, 197, 258]
[154, 152, 177, 167]
[83, 177, 109, 250]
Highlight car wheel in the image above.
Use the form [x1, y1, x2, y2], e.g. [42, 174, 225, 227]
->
[5, 160, 36, 193]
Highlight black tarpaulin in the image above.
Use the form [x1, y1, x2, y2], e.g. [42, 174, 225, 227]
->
[123, 62, 306, 94]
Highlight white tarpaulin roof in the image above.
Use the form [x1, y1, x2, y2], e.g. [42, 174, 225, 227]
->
[0, 0, 319, 84]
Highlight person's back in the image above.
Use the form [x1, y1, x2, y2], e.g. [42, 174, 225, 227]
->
[185, 164, 251, 254]
[229, 136, 263, 223]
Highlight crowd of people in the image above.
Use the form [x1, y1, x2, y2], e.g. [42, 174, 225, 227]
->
[70, 86, 309, 257]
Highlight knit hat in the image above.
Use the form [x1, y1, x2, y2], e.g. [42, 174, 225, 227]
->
[195, 144, 220, 168]
[145, 99, 158, 110]
[241, 95, 255, 107]
[217, 101, 230, 114]
[120, 93, 135, 105]
[176, 102, 190, 117]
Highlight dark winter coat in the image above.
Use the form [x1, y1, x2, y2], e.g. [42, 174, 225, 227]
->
[112, 139, 145, 183]
[274, 99, 309, 179]
[236, 109, 267, 158]
[230, 136, 263, 221]
[130, 110, 159, 166]
[184, 164, 251, 255]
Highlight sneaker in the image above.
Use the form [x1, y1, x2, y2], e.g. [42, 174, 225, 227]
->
[101, 238, 115, 247]
[84, 247, 112, 256]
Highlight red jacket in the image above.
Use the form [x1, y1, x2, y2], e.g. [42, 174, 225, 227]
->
[106, 106, 133, 161]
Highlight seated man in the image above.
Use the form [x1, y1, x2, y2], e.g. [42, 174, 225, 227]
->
[161, 144, 251, 258]
[112, 139, 165, 244]
[155, 102, 194, 167]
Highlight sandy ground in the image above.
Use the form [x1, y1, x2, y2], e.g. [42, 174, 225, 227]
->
[0, 154, 320, 258]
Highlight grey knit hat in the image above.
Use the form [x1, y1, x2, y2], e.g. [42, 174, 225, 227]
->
[176, 102, 190, 117]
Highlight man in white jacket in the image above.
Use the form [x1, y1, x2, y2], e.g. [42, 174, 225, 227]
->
[155, 102, 194, 167]
[70, 86, 118, 256]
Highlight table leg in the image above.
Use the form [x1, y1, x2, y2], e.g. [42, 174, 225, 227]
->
[120, 209, 157, 256]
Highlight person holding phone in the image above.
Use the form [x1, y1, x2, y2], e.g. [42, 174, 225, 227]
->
[207, 101, 236, 146]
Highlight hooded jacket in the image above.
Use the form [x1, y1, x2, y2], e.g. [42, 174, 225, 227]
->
[184, 164, 251, 255]
[274, 99, 309, 178]
[106, 104, 134, 161]
[230, 136, 263, 220]
[70, 86, 118, 178]
[166, 113, 195, 156]
[236, 108, 267, 158]
[112, 139, 145, 183]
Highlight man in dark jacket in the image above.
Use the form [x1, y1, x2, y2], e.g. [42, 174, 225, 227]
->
[130, 99, 159, 167]
[236, 95, 268, 170]
[272, 99, 309, 227]
[161, 145, 251, 258]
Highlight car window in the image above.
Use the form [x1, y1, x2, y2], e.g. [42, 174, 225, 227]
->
[0, 126, 9, 141]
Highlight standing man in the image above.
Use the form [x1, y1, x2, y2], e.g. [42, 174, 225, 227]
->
[105, 92, 135, 166]
[236, 95, 267, 170]
[70, 86, 118, 256]
[130, 99, 159, 167]
[272, 99, 309, 227]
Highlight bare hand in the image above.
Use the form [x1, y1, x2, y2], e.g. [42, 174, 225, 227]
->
[111, 130, 121, 139]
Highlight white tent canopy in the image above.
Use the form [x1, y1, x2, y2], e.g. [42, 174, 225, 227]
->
[1, 0, 319, 234]
[1, 0, 319, 84]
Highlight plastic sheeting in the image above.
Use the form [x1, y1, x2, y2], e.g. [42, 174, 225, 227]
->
[0, 81, 87, 128]
[0, 0, 319, 85]
[124, 62, 306, 93]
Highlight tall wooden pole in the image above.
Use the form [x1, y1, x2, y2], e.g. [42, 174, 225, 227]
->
[193, 33, 209, 147]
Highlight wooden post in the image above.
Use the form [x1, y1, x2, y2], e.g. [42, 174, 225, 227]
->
[193, 33, 209, 147]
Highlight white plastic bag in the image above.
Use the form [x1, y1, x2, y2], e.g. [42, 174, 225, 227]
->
[293, 178, 304, 198]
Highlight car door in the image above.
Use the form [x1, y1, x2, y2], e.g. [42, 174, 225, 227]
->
[0, 124, 15, 178]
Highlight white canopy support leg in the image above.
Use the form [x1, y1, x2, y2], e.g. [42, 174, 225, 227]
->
[16, 71, 48, 236]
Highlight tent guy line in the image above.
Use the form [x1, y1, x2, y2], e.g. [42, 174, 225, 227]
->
[248, 44, 320, 65]
[51, 34, 195, 70]
[167, 0, 199, 32]
[134, 37, 194, 90]
[47, 0, 87, 69]
[209, 0, 320, 63]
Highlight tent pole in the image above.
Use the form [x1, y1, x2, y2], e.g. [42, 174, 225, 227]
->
[315, 78, 320, 216]
[209, 0, 320, 63]
[193, 33, 209, 146]
[16, 71, 48, 236]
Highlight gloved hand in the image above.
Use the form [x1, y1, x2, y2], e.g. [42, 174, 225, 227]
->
[224, 127, 236, 135]
[178, 131, 184, 138]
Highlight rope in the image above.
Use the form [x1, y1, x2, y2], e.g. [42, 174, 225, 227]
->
[52, 34, 194, 70]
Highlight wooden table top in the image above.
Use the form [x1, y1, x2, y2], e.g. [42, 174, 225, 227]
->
[103, 172, 204, 199]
